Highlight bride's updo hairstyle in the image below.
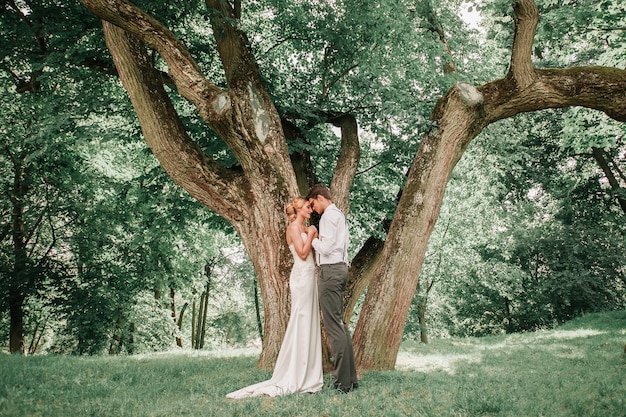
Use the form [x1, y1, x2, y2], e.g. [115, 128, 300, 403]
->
[285, 197, 306, 223]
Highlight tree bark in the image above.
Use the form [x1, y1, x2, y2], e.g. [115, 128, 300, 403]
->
[191, 292, 197, 349]
[344, 235, 384, 322]
[353, 85, 477, 369]
[253, 277, 263, 342]
[328, 114, 361, 214]
[418, 302, 428, 344]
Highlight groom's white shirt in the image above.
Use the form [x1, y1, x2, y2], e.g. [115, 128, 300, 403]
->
[312, 204, 349, 266]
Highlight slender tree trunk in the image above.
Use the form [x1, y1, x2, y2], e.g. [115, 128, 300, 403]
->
[28, 322, 40, 355]
[9, 156, 26, 355]
[418, 303, 428, 344]
[199, 262, 213, 349]
[176, 303, 188, 348]
[417, 277, 436, 344]
[194, 292, 205, 349]
[29, 320, 46, 355]
[253, 277, 263, 342]
[591, 147, 626, 214]
[170, 288, 176, 321]
[128, 322, 135, 354]
[109, 307, 124, 355]
[199, 291, 208, 349]
[170, 288, 184, 347]
[191, 292, 197, 349]
[504, 297, 514, 334]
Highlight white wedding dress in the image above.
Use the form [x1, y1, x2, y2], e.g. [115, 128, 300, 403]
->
[226, 233, 323, 398]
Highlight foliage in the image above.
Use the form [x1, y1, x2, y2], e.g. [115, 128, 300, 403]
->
[403, 0, 626, 340]
[410, 110, 626, 339]
[0, 10, 245, 353]
[239, 0, 476, 241]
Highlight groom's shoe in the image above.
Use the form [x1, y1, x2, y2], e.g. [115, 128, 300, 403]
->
[334, 383, 356, 394]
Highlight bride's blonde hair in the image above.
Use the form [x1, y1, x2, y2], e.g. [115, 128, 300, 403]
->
[285, 197, 306, 223]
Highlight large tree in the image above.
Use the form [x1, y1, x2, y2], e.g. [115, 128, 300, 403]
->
[76, 0, 626, 369]
[79, 0, 363, 367]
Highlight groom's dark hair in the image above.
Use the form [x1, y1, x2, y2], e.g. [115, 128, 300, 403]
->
[306, 184, 332, 201]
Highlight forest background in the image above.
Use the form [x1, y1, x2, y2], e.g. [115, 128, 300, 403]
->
[1, 0, 625, 368]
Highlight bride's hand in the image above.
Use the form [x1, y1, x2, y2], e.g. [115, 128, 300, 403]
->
[306, 225, 318, 237]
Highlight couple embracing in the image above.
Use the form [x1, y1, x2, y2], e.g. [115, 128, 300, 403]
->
[226, 184, 358, 398]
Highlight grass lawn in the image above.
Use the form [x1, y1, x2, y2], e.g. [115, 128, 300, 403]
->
[1, 310, 625, 416]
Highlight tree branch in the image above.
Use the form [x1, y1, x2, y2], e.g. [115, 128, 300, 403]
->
[205, 0, 262, 89]
[591, 147, 626, 214]
[280, 109, 360, 211]
[281, 118, 318, 195]
[510, 0, 539, 89]
[321, 64, 359, 103]
[423, 0, 457, 74]
[82, 0, 228, 121]
[327, 114, 361, 214]
[482, 66, 626, 124]
[102, 21, 246, 222]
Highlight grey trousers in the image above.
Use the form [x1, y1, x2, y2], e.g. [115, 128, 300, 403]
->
[318, 263, 358, 391]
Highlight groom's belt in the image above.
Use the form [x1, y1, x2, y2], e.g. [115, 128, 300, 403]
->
[319, 262, 348, 267]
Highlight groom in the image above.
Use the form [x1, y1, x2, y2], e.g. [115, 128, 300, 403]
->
[307, 184, 358, 393]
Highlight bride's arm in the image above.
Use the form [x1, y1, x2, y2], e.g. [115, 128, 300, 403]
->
[287, 224, 315, 260]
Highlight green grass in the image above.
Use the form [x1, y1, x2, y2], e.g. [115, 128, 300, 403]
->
[2, 310, 625, 417]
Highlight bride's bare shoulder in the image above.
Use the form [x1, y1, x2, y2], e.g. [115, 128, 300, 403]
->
[286, 222, 298, 244]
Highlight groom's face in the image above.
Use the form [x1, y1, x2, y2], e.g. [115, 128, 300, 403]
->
[308, 197, 319, 214]
[309, 195, 326, 214]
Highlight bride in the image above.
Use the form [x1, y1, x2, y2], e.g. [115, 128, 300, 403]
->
[226, 197, 323, 398]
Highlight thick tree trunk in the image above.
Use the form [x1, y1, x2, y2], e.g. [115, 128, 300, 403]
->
[9, 293, 25, 354]
[353, 87, 477, 369]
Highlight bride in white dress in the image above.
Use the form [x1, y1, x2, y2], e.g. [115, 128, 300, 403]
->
[226, 197, 323, 398]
